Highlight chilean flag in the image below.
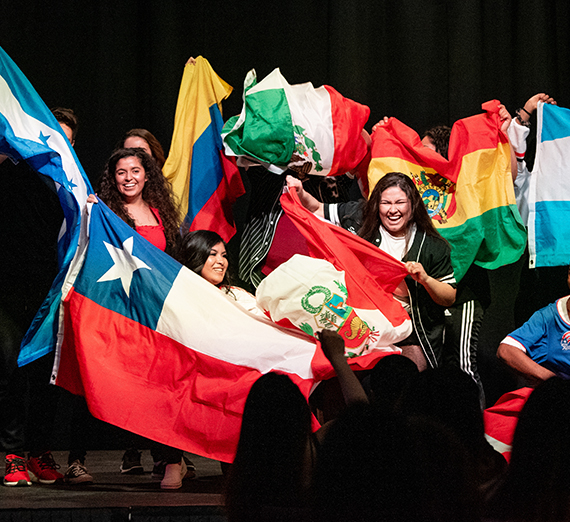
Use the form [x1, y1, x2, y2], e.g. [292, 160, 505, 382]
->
[54, 200, 326, 463]
[162, 56, 245, 243]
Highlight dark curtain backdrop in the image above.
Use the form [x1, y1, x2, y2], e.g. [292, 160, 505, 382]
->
[1, 0, 569, 411]
[2, 0, 568, 180]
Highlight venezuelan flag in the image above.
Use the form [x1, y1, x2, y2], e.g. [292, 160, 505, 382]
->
[368, 100, 527, 281]
[163, 56, 244, 242]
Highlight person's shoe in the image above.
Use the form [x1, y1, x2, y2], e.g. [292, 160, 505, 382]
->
[63, 460, 93, 485]
[151, 459, 166, 479]
[27, 451, 64, 484]
[120, 449, 144, 475]
[160, 458, 187, 490]
[4, 454, 32, 487]
[182, 455, 196, 480]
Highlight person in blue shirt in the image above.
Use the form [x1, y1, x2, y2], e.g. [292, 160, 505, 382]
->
[497, 266, 570, 385]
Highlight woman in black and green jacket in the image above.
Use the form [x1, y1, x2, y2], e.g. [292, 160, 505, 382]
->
[286, 171, 456, 370]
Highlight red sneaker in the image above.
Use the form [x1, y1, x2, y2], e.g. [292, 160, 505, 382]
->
[4, 454, 32, 487]
[27, 451, 64, 484]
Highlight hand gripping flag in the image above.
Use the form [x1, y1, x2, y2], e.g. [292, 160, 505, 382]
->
[527, 102, 570, 268]
[279, 188, 412, 374]
[0, 46, 93, 365]
[55, 199, 337, 462]
[221, 68, 370, 177]
[368, 101, 527, 282]
[162, 56, 245, 242]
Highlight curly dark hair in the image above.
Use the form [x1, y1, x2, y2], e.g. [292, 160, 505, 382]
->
[422, 125, 452, 160]
[175, 230, 232, 288]
[359, 172, 442, 242]
[97, 148, 180, 250]
[117, 128, 166, 169]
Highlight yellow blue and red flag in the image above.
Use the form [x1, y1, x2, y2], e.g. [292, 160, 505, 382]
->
[163, 56, 244, 242]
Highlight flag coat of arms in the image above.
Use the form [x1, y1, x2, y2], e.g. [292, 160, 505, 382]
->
[221, 68, 370, 177]
[368, 101, 527, 282]
[162, 56, 245, 243]
[527, 102, 570, 268]
[0, 45, 93, 365]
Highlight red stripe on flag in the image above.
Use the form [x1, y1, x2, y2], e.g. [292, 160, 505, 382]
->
[280, 189, 410, 327]
[324, 85, 370, 177]
[57, 290, 315, 463]
[189, 152, 245, 243]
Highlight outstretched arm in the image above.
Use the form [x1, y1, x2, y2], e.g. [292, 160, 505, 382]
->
[317, 329, 368, 406]
[497, 342, 555, 386]
[286, 174, 325, 218]
[517, 93, 556, 126]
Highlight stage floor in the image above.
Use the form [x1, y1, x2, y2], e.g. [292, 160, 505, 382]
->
[2, 450, 224, 512]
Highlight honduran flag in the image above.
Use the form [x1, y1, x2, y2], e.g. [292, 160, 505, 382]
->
[221, 68, 370, 177]
[527, 103, 570, 268]
[368, 100, 527, 282]
[0, 45, 93, 366]
[55, 199, 334, 462]
[483, 387, 533, 462]
[162, 56, 245, 243]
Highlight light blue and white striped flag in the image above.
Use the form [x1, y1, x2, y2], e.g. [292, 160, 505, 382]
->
[0, 46, 93, 365]
[528, 103, 570, 269]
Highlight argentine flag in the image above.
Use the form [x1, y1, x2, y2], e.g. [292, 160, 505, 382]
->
[0, 46, 93, 365]
[528, 103, 570, 268]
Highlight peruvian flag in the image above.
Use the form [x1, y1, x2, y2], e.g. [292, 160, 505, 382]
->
[54, 200, 327, 463]
[221, 68, 370, 177]
[280, 188, 412, 374]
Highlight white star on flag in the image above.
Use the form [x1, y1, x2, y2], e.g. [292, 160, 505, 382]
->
[97, 237, 151, 297]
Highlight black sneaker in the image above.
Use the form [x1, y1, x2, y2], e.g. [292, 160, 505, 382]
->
[120, 449, 144, 475]
[151, 459, 166, 479]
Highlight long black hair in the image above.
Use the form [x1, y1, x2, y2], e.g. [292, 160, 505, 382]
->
[176, 229, 231, 288]
[359, 172, 443, 243]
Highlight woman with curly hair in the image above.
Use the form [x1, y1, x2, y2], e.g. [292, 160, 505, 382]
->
[95, 148, 180, 253]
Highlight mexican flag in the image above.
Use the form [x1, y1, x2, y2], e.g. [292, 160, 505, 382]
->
[221, 68, 370, 177]
[368, 100, 527, 282]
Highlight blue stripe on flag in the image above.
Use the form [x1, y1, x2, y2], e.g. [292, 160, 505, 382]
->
[187, 105, 224, 224]
[541, 104, 570, 142]
[534, 200, 570, 267]
[0, 45, 93, 365]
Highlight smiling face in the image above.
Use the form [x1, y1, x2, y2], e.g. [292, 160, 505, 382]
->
[124, 136, 152, 157]
[200, 242, 229, 286]
[115, 156, 147, 202]
[378, 186, 412, 237]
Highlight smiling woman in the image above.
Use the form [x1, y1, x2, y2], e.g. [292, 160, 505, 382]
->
[95, 148, 180, 253]
[176, 230, 263, 316]
[287, 172, 457, 370]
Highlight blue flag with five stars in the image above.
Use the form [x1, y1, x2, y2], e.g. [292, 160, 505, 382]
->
[0, 45, 93, 365]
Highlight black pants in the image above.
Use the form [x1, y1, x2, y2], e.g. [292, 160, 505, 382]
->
[444, 299, 485, 408]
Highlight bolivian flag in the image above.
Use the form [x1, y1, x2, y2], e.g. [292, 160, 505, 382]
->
[368, 100, 527, 281]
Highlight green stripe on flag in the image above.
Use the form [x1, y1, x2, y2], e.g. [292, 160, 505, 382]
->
[440, 204, 526, 281]
[222, 88, 295, 166]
